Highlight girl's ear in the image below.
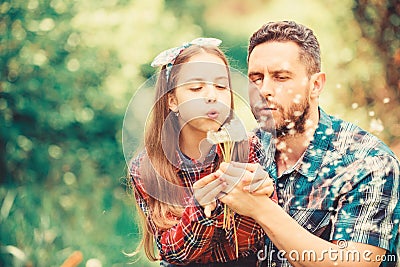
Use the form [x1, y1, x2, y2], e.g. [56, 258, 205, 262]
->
[168, 93, 178, 112]
[309, 72, 325, 99]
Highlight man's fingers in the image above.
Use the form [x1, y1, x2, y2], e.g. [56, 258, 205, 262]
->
[249, 185, 274, 197]
[244, 179, 265, 192]
[244, 178, 274, 194]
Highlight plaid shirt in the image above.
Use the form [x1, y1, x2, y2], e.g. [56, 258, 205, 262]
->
[130, 135, 266, 265]
[257, 108, 400, 267]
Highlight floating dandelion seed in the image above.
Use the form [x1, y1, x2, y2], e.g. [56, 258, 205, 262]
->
[335, 234, 343, 239]
[325, 128, 334, 135]
[351, 103, 358, 109]
[368, 111, 375, 117]
[293, 94, 302, 104]
[322, 167, 330, 173]
[276, 141, 287, 150]
[287, 122, 295, 129]
[370, 118, 384, 133]
[341, 210, 351, 219]
[383, 97, 390, 104]
[293, 110, 303, 117]
[305, 119, 314, 127]
[336, 83, 342, 89]
[302, 162, 311, 172]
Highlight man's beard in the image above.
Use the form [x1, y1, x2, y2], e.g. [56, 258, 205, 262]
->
[273, 98, 311, 139]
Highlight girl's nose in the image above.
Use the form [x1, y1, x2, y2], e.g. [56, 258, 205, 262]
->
[205, 84, 217, 103]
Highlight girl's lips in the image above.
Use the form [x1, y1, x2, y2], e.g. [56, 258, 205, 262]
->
[207, 110, 220, 119]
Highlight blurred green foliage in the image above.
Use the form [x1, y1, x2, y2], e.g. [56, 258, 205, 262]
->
[0, 0, 398, 266]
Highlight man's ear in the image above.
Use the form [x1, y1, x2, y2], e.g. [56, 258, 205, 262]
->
[168, 93, 178, 112]
[309, 72, 326, 99]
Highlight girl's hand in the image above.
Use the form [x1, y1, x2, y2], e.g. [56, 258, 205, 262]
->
[217, 162, 275, 197]
[193, 173, 227, 217]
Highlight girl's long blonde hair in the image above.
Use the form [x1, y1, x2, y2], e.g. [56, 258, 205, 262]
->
[130, 45, 234, 261]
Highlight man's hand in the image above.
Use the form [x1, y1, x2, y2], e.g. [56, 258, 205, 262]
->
[216, 161, 275, 217]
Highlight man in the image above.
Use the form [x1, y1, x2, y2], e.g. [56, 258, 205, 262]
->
[219, 21, 400, 267]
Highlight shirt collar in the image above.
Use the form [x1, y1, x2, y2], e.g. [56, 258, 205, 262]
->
[259, 108, 334, 181]
[176, 144, 219, 168]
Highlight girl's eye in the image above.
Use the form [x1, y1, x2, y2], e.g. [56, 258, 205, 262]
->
[215, 84, 228, 90]
[189, 86, 202, 91]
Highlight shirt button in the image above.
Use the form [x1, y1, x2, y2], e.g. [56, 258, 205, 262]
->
[307, 224, 312, 230]
[272, 262, 276, 267]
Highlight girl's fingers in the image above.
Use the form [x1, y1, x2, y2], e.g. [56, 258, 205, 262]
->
[219, 173, 241, 193]
[230, 161, 259, 172]
[204, 204, 213, 218]
[193, 173, 220, 189]
[202, 182, 227, 204]
[195, 181, 226, 206]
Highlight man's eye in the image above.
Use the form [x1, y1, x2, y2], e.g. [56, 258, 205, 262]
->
[252, 78, 262, 85]
[276, 76, 289, 81]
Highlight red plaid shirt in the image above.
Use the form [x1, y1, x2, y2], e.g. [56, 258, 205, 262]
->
[130, 135, 268, 265]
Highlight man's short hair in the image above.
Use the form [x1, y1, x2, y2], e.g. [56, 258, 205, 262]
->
[248, 21, 321, 76]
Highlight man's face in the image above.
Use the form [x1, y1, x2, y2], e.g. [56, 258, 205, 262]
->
[248, 41, 312, 137]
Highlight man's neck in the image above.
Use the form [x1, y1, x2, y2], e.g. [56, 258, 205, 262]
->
[275, 108, 319, 176]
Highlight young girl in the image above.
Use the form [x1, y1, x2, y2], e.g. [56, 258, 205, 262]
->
[129, 38, 274, 266]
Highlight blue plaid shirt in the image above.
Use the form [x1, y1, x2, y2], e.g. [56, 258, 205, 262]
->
[257, 108, 400, 267]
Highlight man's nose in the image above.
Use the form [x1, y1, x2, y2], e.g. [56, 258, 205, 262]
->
[259, 78, 274, 98]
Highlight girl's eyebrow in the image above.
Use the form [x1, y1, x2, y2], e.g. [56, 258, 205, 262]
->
[181, 76, 228, 83]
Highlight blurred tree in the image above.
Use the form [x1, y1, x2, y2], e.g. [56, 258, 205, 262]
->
[352, 0, 400, 152]
[0, 0, 123, 185]
[0, 0, 205, 266]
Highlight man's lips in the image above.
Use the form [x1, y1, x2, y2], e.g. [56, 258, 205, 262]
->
[255, 105, 278, 112]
